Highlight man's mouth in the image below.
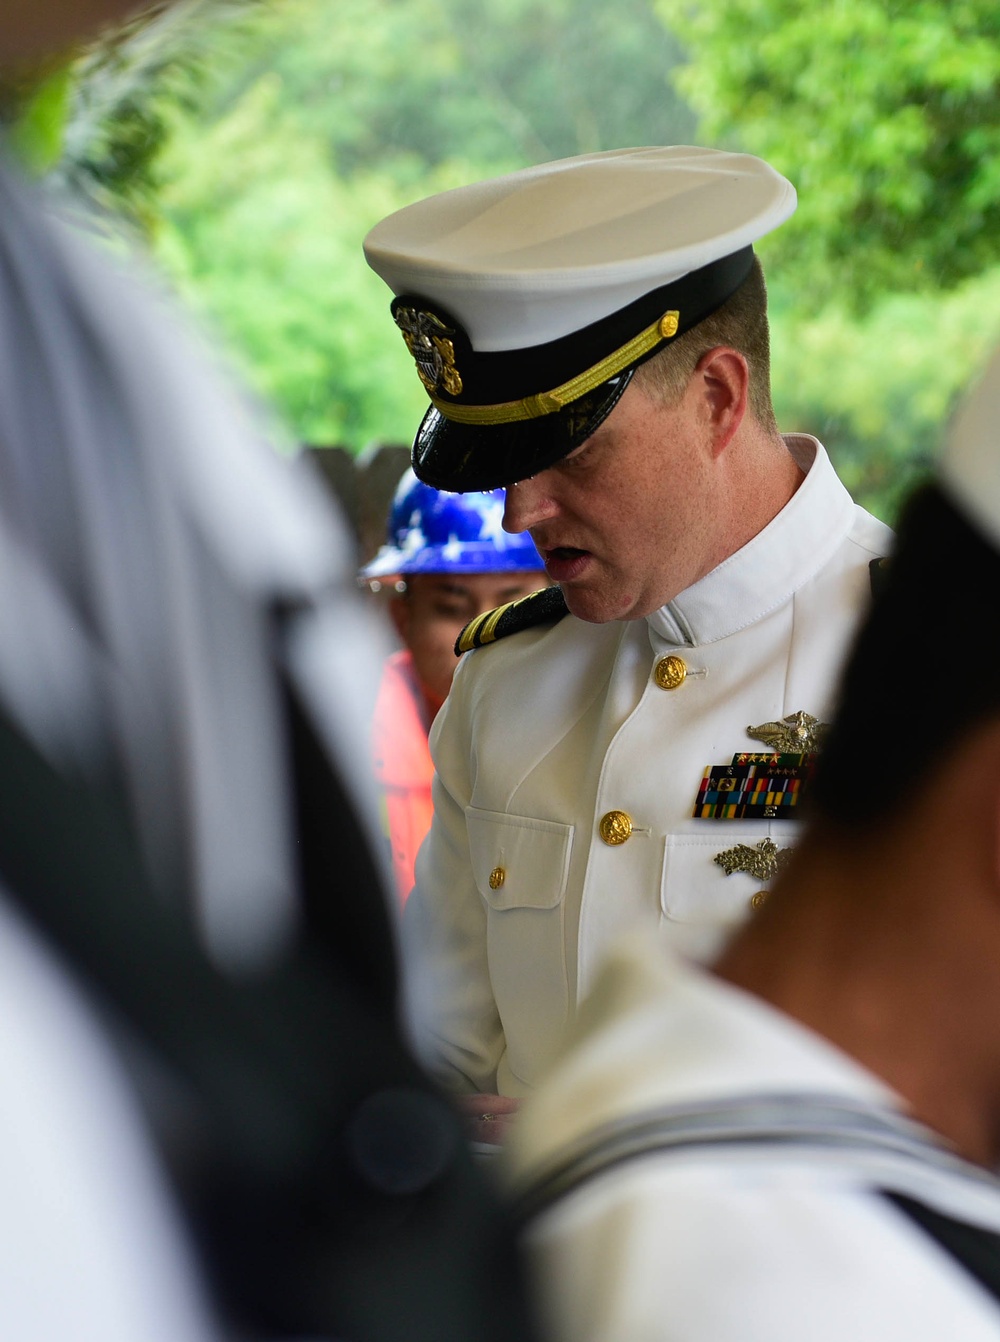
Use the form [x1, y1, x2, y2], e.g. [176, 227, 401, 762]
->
[541, 546, 592, 580]
[544, 546, 588, 561]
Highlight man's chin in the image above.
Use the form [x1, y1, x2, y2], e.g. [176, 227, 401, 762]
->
[561, 584, 642, 625]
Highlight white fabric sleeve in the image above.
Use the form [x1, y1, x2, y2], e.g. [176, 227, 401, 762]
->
[525, 1161, 1000, 1342]
[0, 891, 219, 1342]
[401, 655, 506, 1094]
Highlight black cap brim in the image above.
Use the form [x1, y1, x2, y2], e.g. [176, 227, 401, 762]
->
[407, 246, 757, 492]
[412, 370, 633, 492]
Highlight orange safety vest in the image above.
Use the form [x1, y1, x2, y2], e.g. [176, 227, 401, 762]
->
[371, 650, 435, 905]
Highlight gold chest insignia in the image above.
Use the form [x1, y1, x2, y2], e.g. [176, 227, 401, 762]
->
[393, 305, 463, 396]
[746, 710, 830, 753]
[714, 836, 792, 883]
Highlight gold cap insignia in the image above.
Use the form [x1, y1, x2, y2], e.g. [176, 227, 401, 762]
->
[746, 710, 830, 754]
[393, 305, 463, 396]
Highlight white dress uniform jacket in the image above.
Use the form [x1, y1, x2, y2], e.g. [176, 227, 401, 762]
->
[507, 939, 1000, 1342]
[405, 437, 892, 1095]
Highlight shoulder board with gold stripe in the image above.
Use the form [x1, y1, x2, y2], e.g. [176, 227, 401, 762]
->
[455, 586, 569, 655]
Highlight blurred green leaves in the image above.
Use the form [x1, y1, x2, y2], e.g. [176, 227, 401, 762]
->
[656, 0, 1000, 305]
[155, 72, 436, 443]
[7, 66, 72, 174]
[146, 0, 695, 447]
[10, 0, 1000, 522]
[653, 0, 1000, 517]
[768, 269, 1000, 520]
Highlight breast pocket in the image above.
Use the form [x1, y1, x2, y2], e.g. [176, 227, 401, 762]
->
[659, 825, 801, 962]
[466, 807, 574, 1084]
[467, 807, 573, 909]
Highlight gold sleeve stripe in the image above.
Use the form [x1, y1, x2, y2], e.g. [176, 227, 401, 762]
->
[429, 310, 680, 427]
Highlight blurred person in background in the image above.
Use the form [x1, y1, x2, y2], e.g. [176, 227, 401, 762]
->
[361, 469, 546, 903]
[508, 349, 1000, 1342]
[0, 4, 541, 1340]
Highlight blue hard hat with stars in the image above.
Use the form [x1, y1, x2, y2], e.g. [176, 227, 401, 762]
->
[361, 469, 544, 578]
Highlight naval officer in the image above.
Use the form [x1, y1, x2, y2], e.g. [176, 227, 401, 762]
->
[363, 147, 892, 1128]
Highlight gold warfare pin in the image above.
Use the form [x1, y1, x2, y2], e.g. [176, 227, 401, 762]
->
[746, 710, 830, 753]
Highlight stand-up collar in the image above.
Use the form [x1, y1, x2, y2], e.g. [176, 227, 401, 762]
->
[646, 437, 855, 647]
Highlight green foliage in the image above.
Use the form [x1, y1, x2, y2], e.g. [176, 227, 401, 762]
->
[768, 267, 1000, 521]
[46, 1, 268, 231]
[155, 73, 437, 443]
[7, 66, 72, 174]
[257, 0, 694, 173]
[149, 0, 696, 448]
[655, 0, 1000, 307]
[9, 0, 696, 450]
[15, 0, 1000, 523]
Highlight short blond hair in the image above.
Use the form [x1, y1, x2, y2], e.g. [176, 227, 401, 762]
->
[632, 255, 777, 433]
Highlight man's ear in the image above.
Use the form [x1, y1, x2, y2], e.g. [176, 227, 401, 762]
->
[694, 346, 749, 457]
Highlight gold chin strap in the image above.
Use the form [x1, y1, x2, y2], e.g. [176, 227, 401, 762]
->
[429, 310, 680, 426]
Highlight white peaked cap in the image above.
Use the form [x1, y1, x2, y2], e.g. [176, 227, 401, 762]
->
[364, 146, 796, 492]
[940, 345, 1000, 550]
[364, 146, 796, 351]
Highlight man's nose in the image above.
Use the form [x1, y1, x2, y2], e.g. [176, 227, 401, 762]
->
[502, 475, 557, 534]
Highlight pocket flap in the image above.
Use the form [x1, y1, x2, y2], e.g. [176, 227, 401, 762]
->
[466, 807, 574, 910]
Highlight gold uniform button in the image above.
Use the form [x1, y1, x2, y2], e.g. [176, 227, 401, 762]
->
[654, 655, 687, 690]
[749, 889, 768, 911]
[488, 866, 506, 890]
[599, 811, 633, 845]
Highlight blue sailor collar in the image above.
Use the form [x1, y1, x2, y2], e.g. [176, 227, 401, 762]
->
[646, 437, 856, 648]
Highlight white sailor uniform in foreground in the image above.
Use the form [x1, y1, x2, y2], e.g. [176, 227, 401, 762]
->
[404, 437, 891, 1095]
[506, 938, 1000, 1342]
[0, 889, 216, 1342]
